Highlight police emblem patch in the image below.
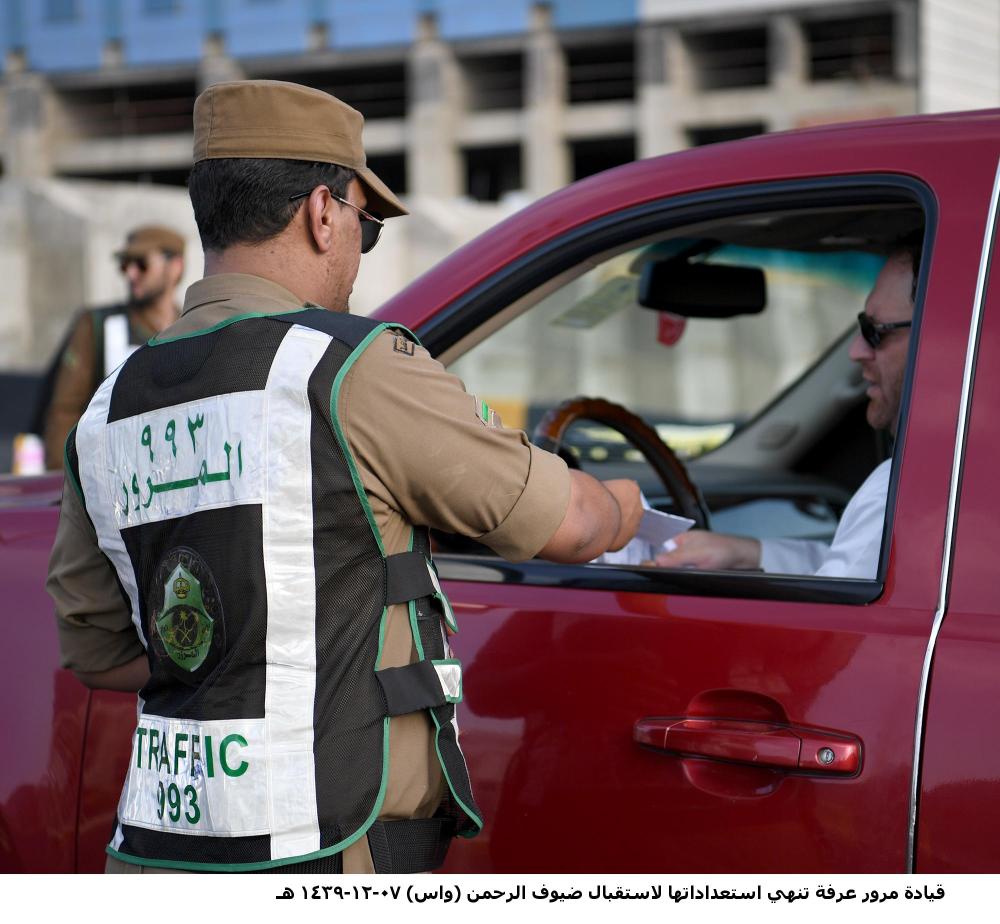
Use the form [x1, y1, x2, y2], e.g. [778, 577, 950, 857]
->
[156, 563, 213, 671]
[149, 548, 224, 680]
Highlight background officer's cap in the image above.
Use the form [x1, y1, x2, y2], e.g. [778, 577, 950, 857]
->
[115, 225, 186, 260]
[192, 79, 408, 218]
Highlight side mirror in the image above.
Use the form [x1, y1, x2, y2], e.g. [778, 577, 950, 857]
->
[638, 260, 766, 318]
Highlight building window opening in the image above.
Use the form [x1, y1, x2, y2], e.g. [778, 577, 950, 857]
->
[45, 0, 78, 22]
[805, 14, 895, 81]
[57, 168, 191, 186]
[570, 136, 635, 181]
[58, 81, 196, 138]
[460, 54, 524, 111]
[366, 154, 407, 197]
[464, 145, 522, 202]
[687, 123, 765, 147]
[685, 27, 769, 91]
[144, 0, 178, 13]
[566, 41, 635, 103]
[264, 65, 407, 120]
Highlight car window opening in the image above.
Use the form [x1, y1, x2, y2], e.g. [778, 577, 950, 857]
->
[437, 193, 927, 595]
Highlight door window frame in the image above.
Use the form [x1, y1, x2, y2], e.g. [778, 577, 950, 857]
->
[419, 175, 937, 604]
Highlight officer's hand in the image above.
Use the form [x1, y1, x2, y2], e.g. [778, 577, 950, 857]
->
[653, 530, 761, 570]
[603, 479, 643, 552]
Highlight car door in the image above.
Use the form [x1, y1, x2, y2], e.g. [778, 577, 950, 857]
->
[0, 498, 85, 872]
[405, 142, 999, 872]
[914, 171, 1000, 872]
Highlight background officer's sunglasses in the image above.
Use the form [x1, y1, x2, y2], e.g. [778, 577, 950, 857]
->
[118, 256, 149, 274]
[856, 312, 912, 348]
[288, 188, 384, 253]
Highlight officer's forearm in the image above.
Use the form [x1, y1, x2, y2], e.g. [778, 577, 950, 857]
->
[537, 470, 625, 563]
[74, 654, 150, 692]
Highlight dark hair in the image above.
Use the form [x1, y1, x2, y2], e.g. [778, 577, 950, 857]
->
[188, 158, 354, 252]
[889, 231, 923, 304]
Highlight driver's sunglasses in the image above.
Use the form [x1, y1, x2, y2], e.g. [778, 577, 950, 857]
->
[856, 312, 912, 349]
[288, 188, 384, 253]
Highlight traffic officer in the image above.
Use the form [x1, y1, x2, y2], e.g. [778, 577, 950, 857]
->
[46, 79, 642, 874]
[39, 225, 186, 471]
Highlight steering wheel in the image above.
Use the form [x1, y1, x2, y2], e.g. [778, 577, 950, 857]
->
[532, 396, 711, 530]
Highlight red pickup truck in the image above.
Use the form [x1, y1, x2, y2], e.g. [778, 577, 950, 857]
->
[5, 109, 1000, 873]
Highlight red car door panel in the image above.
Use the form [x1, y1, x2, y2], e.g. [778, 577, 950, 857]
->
[432, 149, 998, 872]
[0, 508, 86, 873]
[917, 225, 1000, 872]
[439, 583, 932, 872]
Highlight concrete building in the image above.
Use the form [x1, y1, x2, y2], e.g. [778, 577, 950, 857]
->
[1, 1, 921, 197]
[921, 0, 1000, 113]
[0, 0, 925, 373]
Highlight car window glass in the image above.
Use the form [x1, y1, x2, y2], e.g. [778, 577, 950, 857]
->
[448, 242, 883, 465]
[442, 201, 925, 580]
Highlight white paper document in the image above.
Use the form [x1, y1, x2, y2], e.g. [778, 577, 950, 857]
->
[634, 507, 695, 548]
[593, 498, 695, 566]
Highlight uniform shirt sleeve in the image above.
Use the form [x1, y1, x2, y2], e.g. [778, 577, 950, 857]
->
[339, 331, 571, 562]
[43, 313, 97, 471]
[47, 478, 143, 672]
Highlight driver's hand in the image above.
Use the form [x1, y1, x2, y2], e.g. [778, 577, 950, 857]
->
[653, 530, 762, 570]
[603, 479, 643, 552]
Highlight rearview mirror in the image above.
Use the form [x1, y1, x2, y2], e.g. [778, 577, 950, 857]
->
[638, 260, 766, 318]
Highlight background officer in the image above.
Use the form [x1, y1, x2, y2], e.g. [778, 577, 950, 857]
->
[40, 225, 185, 469]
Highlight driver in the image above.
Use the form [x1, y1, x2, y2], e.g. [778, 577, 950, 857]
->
[652, 241, 918, 580]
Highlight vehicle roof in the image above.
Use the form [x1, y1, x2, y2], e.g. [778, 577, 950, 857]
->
[376, 108, 1000, 330]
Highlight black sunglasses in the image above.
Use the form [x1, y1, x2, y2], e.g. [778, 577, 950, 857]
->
[118, 256, 148, 274]
[288, 189, 384, 253]
[856, 312, 912, 349]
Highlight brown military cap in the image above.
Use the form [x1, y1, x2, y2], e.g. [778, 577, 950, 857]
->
[193, 79, 408, 218]
[115, 225, 186, 260]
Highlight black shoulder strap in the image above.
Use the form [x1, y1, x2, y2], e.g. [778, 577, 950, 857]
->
[265, 307, 384, 349]
[267, 307, 421, 350]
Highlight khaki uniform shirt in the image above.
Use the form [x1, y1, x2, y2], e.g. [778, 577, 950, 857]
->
[47, 273, 571, 873]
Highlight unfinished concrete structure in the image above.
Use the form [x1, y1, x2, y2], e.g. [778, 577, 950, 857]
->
[2, 1, 920, 196]
[0, 0, 931, 374]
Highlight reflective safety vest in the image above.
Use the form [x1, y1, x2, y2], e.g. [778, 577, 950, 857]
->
[98, 307, 142, 377]
[66, 307, 481, 872]
[31, 305, 142, 438]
